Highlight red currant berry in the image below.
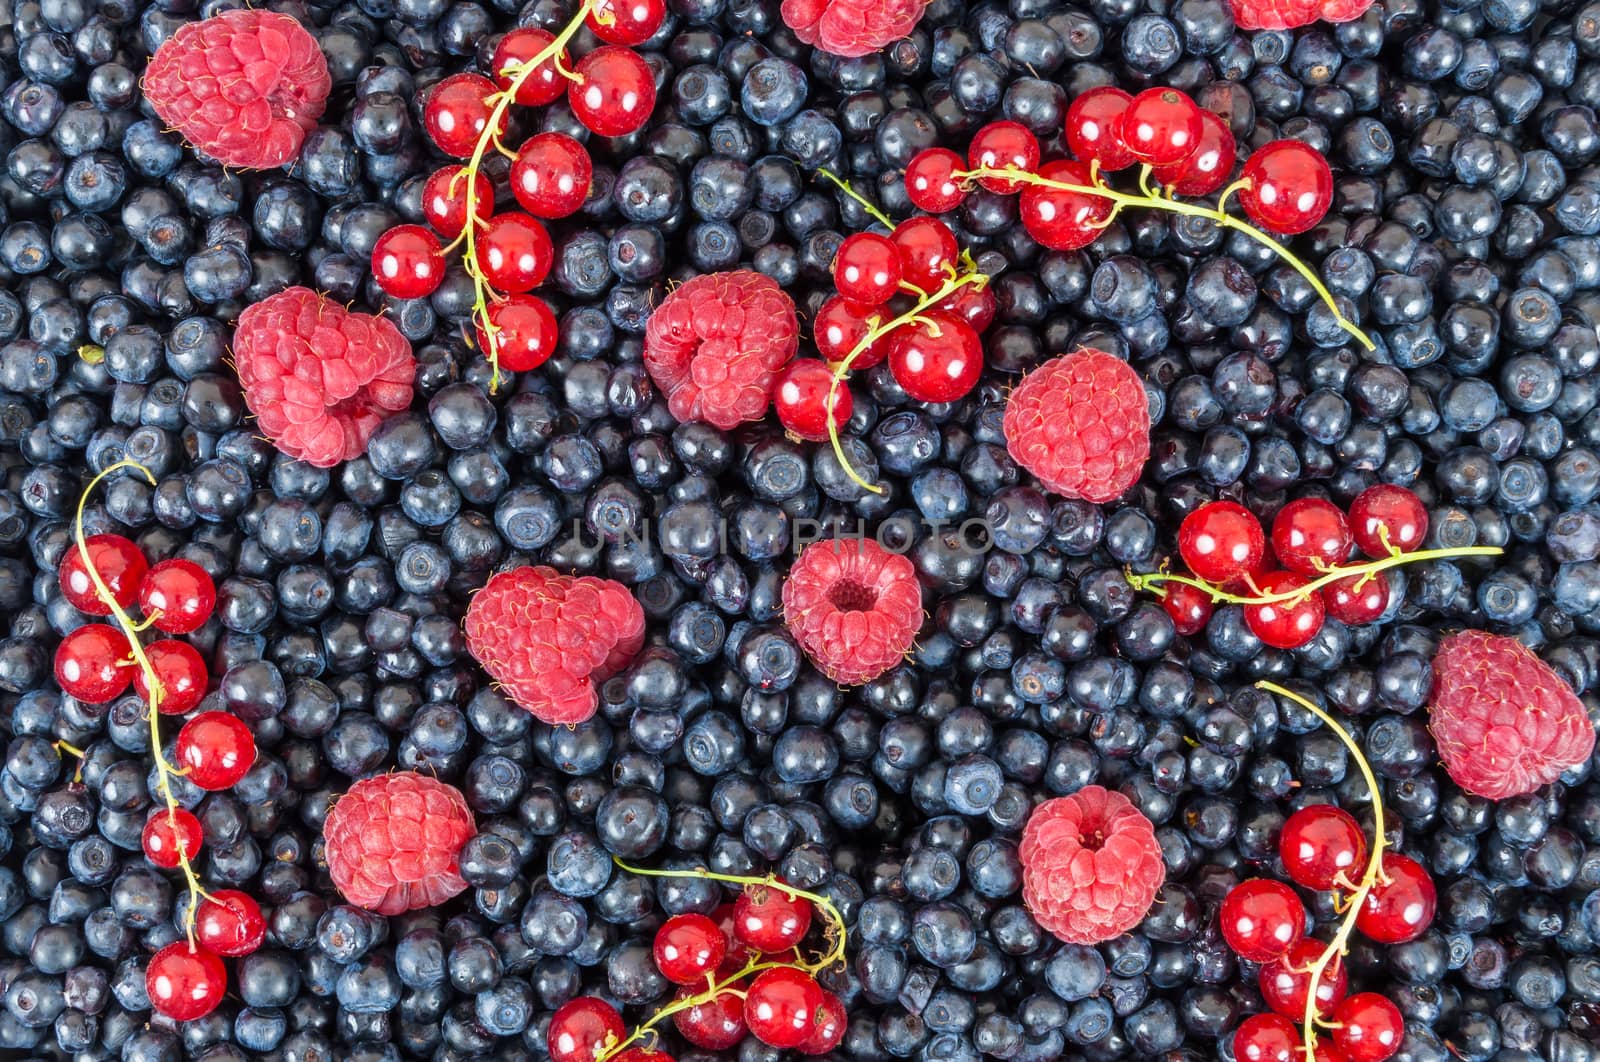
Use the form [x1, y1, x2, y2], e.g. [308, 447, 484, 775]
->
[1232, 1012, 1300, 1062]
[1122, 87, 1204, 166]
[888, 311, 983, 404]
[776, 359, 852, 442]
[493, 27, 568, 106]
[586, 0, 666, 44]
[673, 988, 746, 1050]
[176, 712, 257, 791]
[1219, 878, 1306, 962]
[511, 132, 593, 219]
[476, 213, 553, 293]
[195, 889, 266, 957]
[1160, 580, 1215, 636]
[653, 913, 727, 985]
[1064, 85, 1134, 172]
[371, 224, 445, 300]
[936, 283, 996, 331]
[610, 1050, 674, 1062]
[1238, 139, 1334, 235]
[1279, 805, 1367, 892]
[1244, 571, 1326, 650]
[146, 942, 226, 1021]
[423, 73, 503, 158]
[1331, 993, 1404, 1062]
[743, 966, 825, 1049]
[798, 991, 846, 1055]
[548, 998, 625, 1062]
[891, 215, 959, 292]
[1152, 107, 1237, 195]
[424, 165, 494, 238]
[711, 902, 751, 968]
[734, 884, 813, 952]
[138, 559, 216, 635]
[814, 296, 888, 368]
[569, 46, 657, 137]
[1019, 159, 1112, 251]
[1348, 484, 1427, 557]
[478, 295, 560, 373]
[905, 148, 967, 212]
[1356, 853, 1436, 944]
[142, 807, 203, 868]
[59, 534, 146, 615]
[134, 639, 209, 716]
[1178, 500, 1265, 585]
[833, 232, 902, 306]
[54, 623, 132, 703]
[1323, 570, 1390, 626]
[967, 120, 1040, 193]
[1259, 939, 1346, 1018]
[1312, 1040, 1349, 1062]
[1271, 497, 1353, 576]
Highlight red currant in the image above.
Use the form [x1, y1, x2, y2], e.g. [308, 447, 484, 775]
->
[569, 46, 657, 137]
[59, 533, 146, 615]
[146, 942, 226, 1021]
[1064, 85, 1134, 172]
[1019, 159, 1112, 251]
[798, 991, 846, 1055]
[134, 639, 209, 716]
[734, 884, 813, 952]
[936, 283, 996, 331]
[476, 213, 553, 293]
[1152, 107, 1236, 195]
[1312, 1040, 1350, 1062]
[776, 359, 852, 442]
[905, 147, 967, 212]
[493, 28, 568, 106]
[1232, 1012, 1300, 1062]
[1259, 938, 1347, 1018]
[1323, 570, 1390, 626]
[888, 311, 983, 404]
[371, 224, 445, 300]
[813, 296, 888, 368]
[711, 902, 751, 969]
[1219, 878, 1306, 962]
[138, 559, 217, 635]
[1160, 580, 1215, 636]
[1347, 484, 1427, 557]
[511, 133, 593, 219]
[673, 988, 746, 1050]
[424, 165, 494, 238]
[1356, 853, 1436, 944]
[1122, 87, 1204, 166]
[1331, 993, 1404, 1062]
[653, 912, 727, 985]
[423, 73, 503, 158]
[967, 120, 1040, 193]
[1271, 497, 1353, 576]
[1177, 500, 1265, 584]
[478, 294, 560, 373]
[1244, 571, 1326, 650]
[54, 623, 132, 703]
[1279, 805, 1367, 891]
[610, 1050, 674, 1062]
[548, 997, 625, 1062]
[833, 232, 902, 306]
[1238, 139, 1334, 235]
[743, 966, 824, 1049]
[176, 712, 257, 791]
[587, 0, 666, 42]
[142, 807, 203, 868]
[195, 889, 266, 957]
[890, 216, 959, 292]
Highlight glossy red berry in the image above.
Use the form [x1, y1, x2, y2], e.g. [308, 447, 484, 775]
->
[905, 148, 967, 212]
[569, 46, 657, 137]
[195, 889, 267, 957]
[888, 311, 983, 404]
[734, 884, 813, 952]
[1244, 570, 1326, 650]
[1271, 497, 1353, 576]
[134, 639, 209, 716]
[833, 232, 902, 305]
[371, 224, 445, 300]
[176, 712, 257, 791]
[1279, 805, 1367, 891]
[1356, 853, 1436, 944]
[478, 295, 560, 373]
[891, 216, 960, 292]
[587, 0, 666, 43]
[799, 991, 846, 1055]
[146, 942, 226, 1021]
[511, 133, 593, 218]
[936, 283, 997, 331]
[1348, 484, 1428, 557]
[492, 27, 567, 105]
[1019, 159, 1113, 251]
[1219, 878, 1306, 962]
[1160, 580, 1215, 636]
[1178, 501, 1266, 585]
[1233, 1013, 1300, 1062]
[1332, 993, 1404, 1062]
[423, 73, 503, 157]
[776, 359, 852, 442]
[653, 913, 727, 985]
[142, 807, 203, 868]
[138, 559, 217, 635]
[1064, 85, 1134, 172]
[1153, 107, 1237, 195]
[476, 213, 553, 293]
[423, 165, 492, 239]
[1122, 87, 1204, 165]
[743, 966, 825, 1049]
[673, 988, 746, 1050]
[1239, 139, 1335, 235]
[54, 623, 132, 703]
[59, 534, 146, 615]
[967, 120, 1040, 193]
[1323, 570, 1391, 625]
[1259, 938, 1347, 1018]
[813, 295, 888, 368]
[548, 998, 626, 1062]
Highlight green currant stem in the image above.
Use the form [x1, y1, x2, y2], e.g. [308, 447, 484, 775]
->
[816, 167, 894, 230]
[74, 459, 213, 947]
[954, 165, 1375, 352]
[77, 343, 105, 365]
[1255, 682, 1387, 1062]
[1125, 544, 1504, 606]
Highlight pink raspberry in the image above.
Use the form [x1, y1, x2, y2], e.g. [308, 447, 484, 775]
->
[643, 271, 798, 431]
[1020, 785, 1166, 945]
[1430, 630, 1597, 800]
[232, 287, 415, 469]
[1002, 348, 1151, 504]
[782, 539, 922, 686]
[781, 0, 928, 57]
[464, 566, 646, 726]
[143, 10, 332, 170]
[322, 772, 475, 915]
[1228, 0, 1371, 29]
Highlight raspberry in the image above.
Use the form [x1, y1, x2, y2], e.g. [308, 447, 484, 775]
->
[143, 10, 331, 170]
[1019, 785, 1166, 945]
[233, 287, 416, 468]
[782, 539, 922, 686]
[464, 565, 646, 726]
[780, 0, 928, 57]
[1429, 630, 1597, 800]
[644, 271, 799, 431]
[1228, 0, 1370, 29]
[322, 772, 475, 915]
[1002, 348, 1151, 504]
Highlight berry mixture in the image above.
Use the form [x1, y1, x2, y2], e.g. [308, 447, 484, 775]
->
[2, 0, 1600, 1060]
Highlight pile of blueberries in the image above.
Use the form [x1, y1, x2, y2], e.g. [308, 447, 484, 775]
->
[5, 0, 1600, 1056]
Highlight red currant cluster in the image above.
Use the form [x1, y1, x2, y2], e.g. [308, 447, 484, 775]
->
[1130, 484, 1503, 650]
[370, 0, 664, 385]
[549, 866, 847, 1062]
[54, 461, 264, 1022]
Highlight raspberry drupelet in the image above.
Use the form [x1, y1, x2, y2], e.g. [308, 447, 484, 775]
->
[1019, 784, 1166, 944]
[782, 539, 922, 685]
[1002, 348, 1152, 504]
[322, 772, 476, 915]
[779, 0, 929, 58]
